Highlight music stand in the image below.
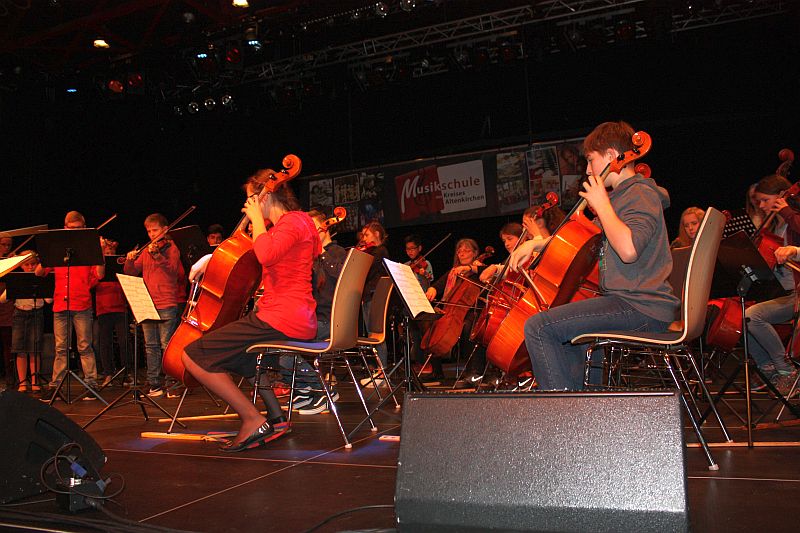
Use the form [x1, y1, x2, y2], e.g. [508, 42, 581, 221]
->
[83, 274, 184, 429]
[168, 225, 212, 274]
[701, 231, 800, 446]
[4, 272, 54, 388]
[36, 229, 107, 405]
[347, 259, 440, 438]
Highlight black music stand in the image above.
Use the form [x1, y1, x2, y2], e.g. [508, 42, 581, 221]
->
[36, 229, 107, 405]
[83, 274, 184, 429]
[701, 231, 800, 446]
[167, 225, 212, 274]
[4, 272, 55, 388]
[347, 259, 440, 439]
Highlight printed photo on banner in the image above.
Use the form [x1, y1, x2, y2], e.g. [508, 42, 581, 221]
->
[339, 202, 360, 233]
[495, 151, 528, 214]
[394, 165, 445, 221]
[309, 179, 333, 207]
[556, 141, 586, 209]
[359, 201, 384, 227]
[526, 145, 559, 206]
[561, 174, 583, 209]
[334, 174, 360, 204]
[360, 171, 381, 201]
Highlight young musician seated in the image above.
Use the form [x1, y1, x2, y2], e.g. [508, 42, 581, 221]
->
[510, 121, 680, 390]
[181, 174, 321, 452]
[670, 207, 705, 249]
[744, 174, 800, 395]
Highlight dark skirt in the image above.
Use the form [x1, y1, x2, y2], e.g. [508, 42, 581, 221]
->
[184, 312, 290, 378]
[11, 308, 44, 354]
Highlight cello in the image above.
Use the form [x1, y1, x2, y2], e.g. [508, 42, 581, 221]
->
[420, 246, 494, 357]
[162, 155, 303, 386]
[485, 131, 652, 376]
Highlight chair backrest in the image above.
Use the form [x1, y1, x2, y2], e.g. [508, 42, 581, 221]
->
[681, 207, 725, 342]
[327, 248, 374, 351]
[365, 277, 394, 342]
[668, 245, 691, 298]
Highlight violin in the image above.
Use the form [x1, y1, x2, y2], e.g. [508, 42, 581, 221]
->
[356, 241, 376, 253]
[407, 233, 451, 285]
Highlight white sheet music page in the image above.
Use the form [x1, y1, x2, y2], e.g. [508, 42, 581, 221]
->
[0, 254, 32, 278]
[116, 274, 161, 322]
[383, 258, 436, 318]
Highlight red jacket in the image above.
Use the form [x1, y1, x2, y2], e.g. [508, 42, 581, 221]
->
[95, 281, 127, 316]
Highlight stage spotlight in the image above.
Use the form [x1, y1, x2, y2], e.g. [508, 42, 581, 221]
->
[187, 101, 200, 114]
[375, 2, 389, 17]
[400, 0, 416, 13]
[225, 45, 242, 64]
[204, 97, 216, 110]
[221, 94, 234, 107]
[173, 105, 183, 116]
[107, 79, 124, 93]
[615, 20, 636, 41]
[232, 0, 249, 7]
[127, 72, 144, 89]
[93, 38, 110, 49]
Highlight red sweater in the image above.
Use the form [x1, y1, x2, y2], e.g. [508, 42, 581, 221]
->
[123, 241, 185, 310]
[95, 281, 127, 316]
[43, 265, 100, 312]
[254, 211, 321, 340]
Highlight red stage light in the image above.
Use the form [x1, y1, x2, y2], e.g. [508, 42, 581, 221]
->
[127, 73, 144, 88]
[225, 47, 241, 64]
[107, 79, 124, 93]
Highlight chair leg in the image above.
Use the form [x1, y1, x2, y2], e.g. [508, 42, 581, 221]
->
[286, 355, 299, 423]
[681, 349, 732, 443]
[343, 357, 377, 432]
[314, 358, 352, 448]
[663, 353, 719, 470]
[251, 354, 263, 406]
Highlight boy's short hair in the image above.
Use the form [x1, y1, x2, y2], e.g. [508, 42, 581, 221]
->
[207, 224, 224, 235]
[500, 222, 523, 238]
[145, 213, 169, 227]
[404, 234, 422, 247]
[583, 121, 636, 156]
[64, 211, 85, 226]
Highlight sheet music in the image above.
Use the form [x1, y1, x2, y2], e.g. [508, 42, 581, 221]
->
[383, 258, 436, 318]
[116, 274, 161, 323]
[0, 254, 32, 278]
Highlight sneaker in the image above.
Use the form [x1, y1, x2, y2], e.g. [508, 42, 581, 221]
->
[100, 375, 113, 387]
[454, 373, 483, 389]
[298, 391, 340, 415]
[291, 394, 314, 410]
[147, 386, 164, 398]
[123, 376, 134, 387]
[775, 371, 799, 397]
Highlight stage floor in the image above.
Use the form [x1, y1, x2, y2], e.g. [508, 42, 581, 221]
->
[4, 369, 800, 533]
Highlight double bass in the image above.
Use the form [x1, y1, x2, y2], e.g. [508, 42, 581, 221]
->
[162, 155, 303, 386]
[485, 131, 652, 376]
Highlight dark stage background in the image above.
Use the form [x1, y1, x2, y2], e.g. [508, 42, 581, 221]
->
[2, 16, 798, 279]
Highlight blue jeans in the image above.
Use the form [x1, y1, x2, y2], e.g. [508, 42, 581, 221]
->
[141, 306, 179, 387]
[524, 296, 672, 390]
[744, 293, 795, 376]
[53, 309, 97, 384]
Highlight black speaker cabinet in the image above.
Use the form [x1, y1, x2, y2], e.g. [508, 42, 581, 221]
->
[395, 391, 688, 533]
[0, 390, 106, 504]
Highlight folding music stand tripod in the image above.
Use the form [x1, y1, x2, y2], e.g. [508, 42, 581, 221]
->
[700, 231, 800, 446]
[36, 228, 107, 405]
[3, 271, 55, 389]
[83, 274, 184, 429]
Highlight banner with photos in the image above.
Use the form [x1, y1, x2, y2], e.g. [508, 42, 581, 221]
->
[301, 136, 585, 230]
